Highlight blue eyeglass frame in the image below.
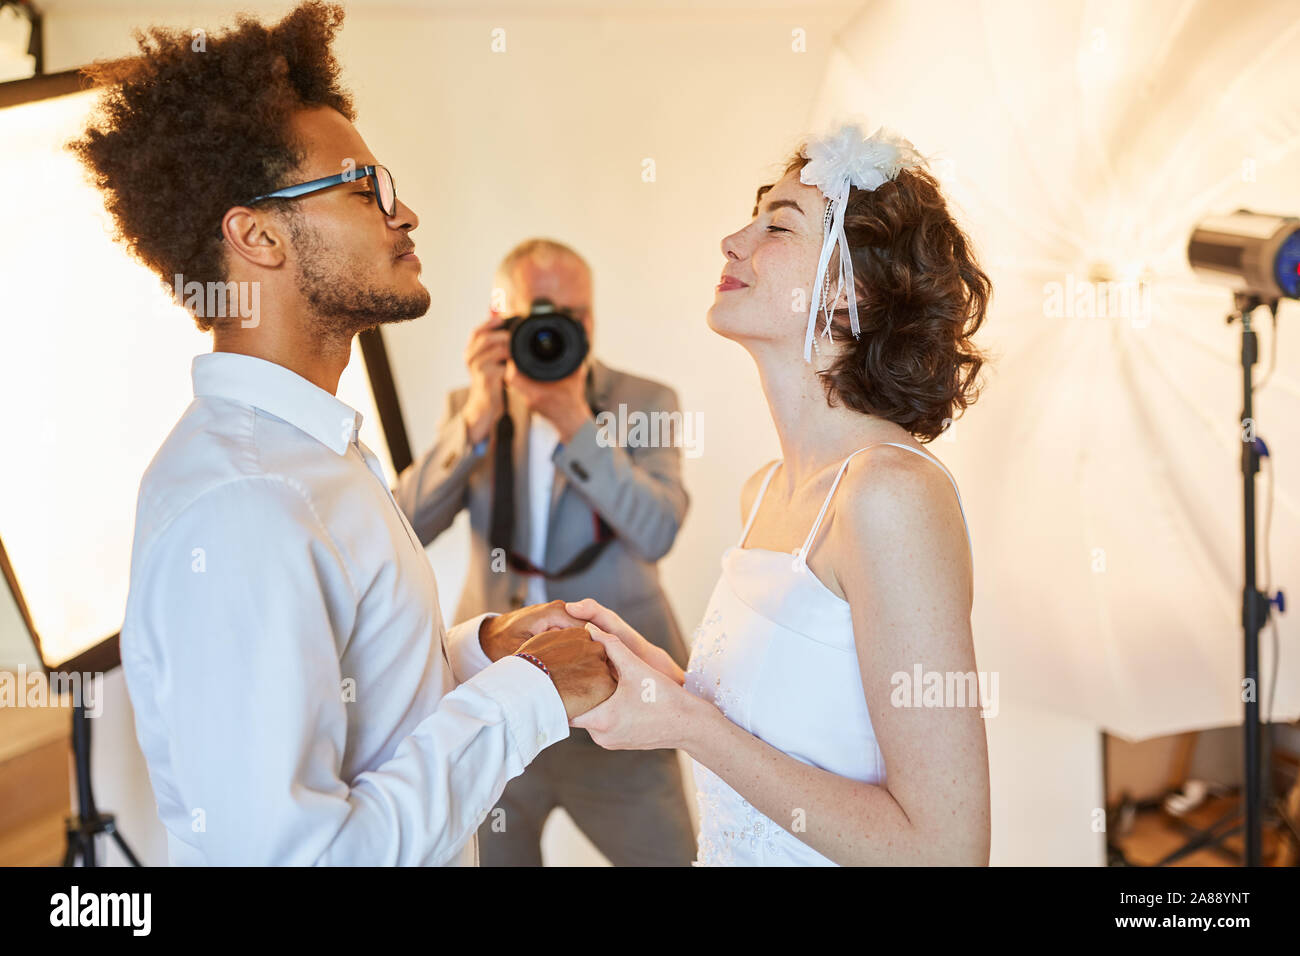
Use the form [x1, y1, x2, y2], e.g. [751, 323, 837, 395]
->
[241, 164, 396, 217]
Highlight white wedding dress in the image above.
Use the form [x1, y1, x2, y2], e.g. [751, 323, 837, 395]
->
[684, 441, 972, 866]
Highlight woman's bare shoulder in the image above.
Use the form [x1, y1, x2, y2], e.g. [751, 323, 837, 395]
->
[838, 443, 960, 530]
[833, 443, 971, 597]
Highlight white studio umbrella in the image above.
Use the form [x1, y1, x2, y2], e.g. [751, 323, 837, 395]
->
[806, 0, 1300, 741]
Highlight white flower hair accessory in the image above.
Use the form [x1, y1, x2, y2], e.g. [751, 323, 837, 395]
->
[798, 123, 928, 362]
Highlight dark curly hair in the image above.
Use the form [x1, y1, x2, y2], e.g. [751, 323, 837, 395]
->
[68, 1, 354, 332]
[758, 150, 991, 442]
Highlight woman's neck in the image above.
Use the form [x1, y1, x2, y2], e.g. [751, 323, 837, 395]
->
[749, 340, 910, 493]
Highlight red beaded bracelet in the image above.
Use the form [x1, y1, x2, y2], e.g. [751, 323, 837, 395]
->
[514, 652, 550, 678]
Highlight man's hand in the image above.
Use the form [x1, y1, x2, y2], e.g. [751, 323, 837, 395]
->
[515, 626, 617, 720]
[504, 358, 591, 443]
[461, 314, 510, 444]
[478, 599, 585, 662]
[565, 598, 685, 685]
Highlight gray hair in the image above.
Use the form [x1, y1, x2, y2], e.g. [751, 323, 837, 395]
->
[493, 238, 591, 299]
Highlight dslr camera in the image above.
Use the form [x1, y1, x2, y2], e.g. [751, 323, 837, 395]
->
[498, 298, 590, 382]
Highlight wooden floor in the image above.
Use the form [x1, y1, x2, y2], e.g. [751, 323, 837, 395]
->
[1110, 793, 1292, 866]
[0, 700, 72, 866]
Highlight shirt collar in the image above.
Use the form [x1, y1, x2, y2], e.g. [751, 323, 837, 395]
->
[192, 352, 363, 457]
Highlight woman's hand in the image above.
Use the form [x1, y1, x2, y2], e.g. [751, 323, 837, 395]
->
[564, 598, 686, 685]
[570, 624, 703, 751]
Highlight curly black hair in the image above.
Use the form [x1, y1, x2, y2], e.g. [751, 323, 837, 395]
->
[759, 152, 991, 442]
[68, 1, 354, 331]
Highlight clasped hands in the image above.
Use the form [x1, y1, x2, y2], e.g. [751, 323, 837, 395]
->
[478, 598, 700, 751]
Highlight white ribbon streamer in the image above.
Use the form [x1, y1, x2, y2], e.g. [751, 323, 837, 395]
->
[798, 123, 927, 362]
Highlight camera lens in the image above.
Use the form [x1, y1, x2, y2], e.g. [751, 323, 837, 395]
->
[507, 303, 589, 381]
[530, 328, 561, 361]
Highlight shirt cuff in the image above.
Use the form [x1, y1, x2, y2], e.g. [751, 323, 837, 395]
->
[556, 418, 599, 457]
[465, 655, 570, 765]
[552, 418, 605, 481]
[444, 612, 496, 683]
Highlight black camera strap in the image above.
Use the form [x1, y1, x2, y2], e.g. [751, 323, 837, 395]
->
[487, 378, 616, 581]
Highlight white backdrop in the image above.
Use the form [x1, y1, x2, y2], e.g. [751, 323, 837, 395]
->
[808, 0, 1300, 741]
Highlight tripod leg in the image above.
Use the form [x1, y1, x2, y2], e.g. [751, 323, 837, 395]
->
[64, 830, 92, 867]
[1156, 809, 1243, 866]
[109, 828, 143, 867]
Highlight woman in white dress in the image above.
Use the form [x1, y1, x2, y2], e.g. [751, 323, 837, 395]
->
[568, 125, 992, 866]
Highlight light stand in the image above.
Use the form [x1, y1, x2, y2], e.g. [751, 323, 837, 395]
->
[1152, 293, 1285, 866]
[63, 696, 141, 867]
[1233, 293, 1285, 866]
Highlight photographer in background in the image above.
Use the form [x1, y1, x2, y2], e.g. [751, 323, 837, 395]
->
[394, 238, 696, 866]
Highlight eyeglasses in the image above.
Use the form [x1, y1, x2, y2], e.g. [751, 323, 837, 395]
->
[242, 164, 397, 218]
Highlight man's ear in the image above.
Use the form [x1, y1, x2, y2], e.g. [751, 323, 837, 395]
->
[221, 207, 288, 270]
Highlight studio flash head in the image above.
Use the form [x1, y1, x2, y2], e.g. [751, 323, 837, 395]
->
[1188, 210, 1300, 302]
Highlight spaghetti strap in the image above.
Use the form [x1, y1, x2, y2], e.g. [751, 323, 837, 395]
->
[737, 460, 782, 548]
[796, 441, 972, 568]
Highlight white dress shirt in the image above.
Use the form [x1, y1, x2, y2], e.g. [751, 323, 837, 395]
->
[525, 415, 562, 606]
[120, 352, 569, 866]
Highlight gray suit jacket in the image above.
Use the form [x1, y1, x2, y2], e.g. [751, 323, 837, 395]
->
[394, 358, 690, 670]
